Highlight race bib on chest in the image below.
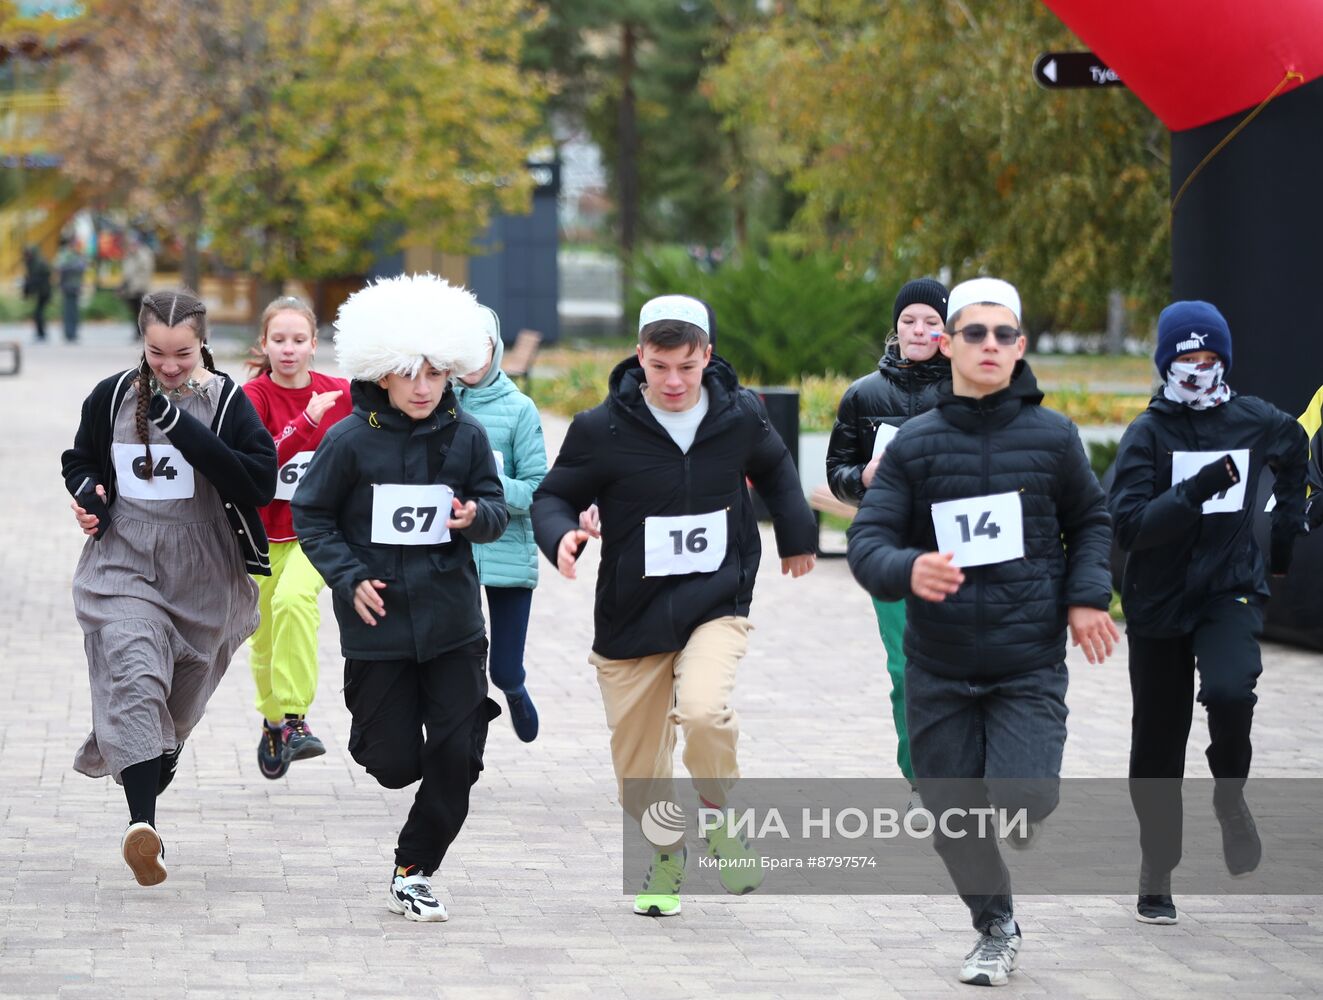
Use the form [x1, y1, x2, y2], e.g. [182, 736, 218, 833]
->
[273, 450, 316, 502]
[112, 443, 195, 500]
[1171, 449, 1250, 514]
[371, 483, 454, 545]
[930, 492, 1024, 568]
[493, 450, 505, 475]
[871, 422, 898, 459]
[643, 509, 727, 577]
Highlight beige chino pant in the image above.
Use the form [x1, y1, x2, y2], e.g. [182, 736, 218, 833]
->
[590, 615, 752, 822]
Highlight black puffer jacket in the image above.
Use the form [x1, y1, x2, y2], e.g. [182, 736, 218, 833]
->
[532, 354, 818, 659]
[846, 362, 1113, 679]
[827, 345, 950, 504]
[292, 380, 507, 662]
[1107, 392, 1306, 637]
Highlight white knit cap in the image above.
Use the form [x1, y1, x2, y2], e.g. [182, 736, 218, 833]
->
[333, 273, 490, 381]
[946, 277, 1022, 324]
[638, 294, 709, 336]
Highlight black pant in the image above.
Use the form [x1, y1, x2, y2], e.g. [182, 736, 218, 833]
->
[32, 291, 49, 340]
[344, 639, 500, 874]
[1128, 599, 1262, 876]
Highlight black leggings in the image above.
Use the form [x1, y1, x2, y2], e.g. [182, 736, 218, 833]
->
[1128, 599, 1263, 875]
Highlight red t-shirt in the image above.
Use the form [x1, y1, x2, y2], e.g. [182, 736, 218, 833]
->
[243, 370, 353, 542]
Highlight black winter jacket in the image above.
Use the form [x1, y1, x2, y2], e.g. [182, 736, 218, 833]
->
[827, 346, 950, 504]
[61, 368, 277, 574]
[532, 354, 818, 659]
[846, 362, 1113, 679]
[1107, 392, 1307, 637]
[292, 380, 507, 661]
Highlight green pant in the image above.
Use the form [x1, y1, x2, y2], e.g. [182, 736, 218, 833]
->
[250, 540, 325, 722]
[871, 597, 914, 785]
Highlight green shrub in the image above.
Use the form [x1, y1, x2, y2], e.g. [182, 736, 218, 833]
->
[630, 247, 902, 384]
[0, 288, 132, 322]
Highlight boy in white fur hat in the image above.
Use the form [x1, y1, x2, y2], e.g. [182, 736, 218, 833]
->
[292, 274, 508, 923]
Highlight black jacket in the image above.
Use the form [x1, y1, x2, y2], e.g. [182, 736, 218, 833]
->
[292, 380, 507, 662]
[846, 362, 1113, 679]
[827, 346, 950, 504]
[61, 368, 277, 574]
[1107, 392, 1307, 637]
[532, 354, 818, 659]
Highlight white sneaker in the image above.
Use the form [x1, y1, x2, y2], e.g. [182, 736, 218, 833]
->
[388, 871, 449, 922]
[121, 822, 167, 887]
[958, 922, 1021, 987]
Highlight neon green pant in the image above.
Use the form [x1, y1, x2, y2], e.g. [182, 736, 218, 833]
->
[250, 540, 325, 722]
[871, 597, 914, 785]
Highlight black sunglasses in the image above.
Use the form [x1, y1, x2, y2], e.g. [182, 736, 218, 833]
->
[953, 324, 1020, 345]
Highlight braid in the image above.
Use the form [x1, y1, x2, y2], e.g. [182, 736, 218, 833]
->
[201, 343, 217, 373]
[135, 354, 154, 481]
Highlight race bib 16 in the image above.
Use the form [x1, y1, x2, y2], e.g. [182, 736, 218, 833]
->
[643, 509, 728, 577]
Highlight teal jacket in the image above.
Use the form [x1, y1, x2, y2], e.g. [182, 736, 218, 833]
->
[456, 333, 548, 589]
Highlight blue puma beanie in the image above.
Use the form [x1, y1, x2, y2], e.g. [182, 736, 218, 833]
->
[1155, 300, 1232, 377]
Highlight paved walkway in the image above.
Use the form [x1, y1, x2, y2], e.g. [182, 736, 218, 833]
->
[2, 324, 1321, 998]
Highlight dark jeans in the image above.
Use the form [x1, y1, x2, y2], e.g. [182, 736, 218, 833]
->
[62, 290, 79, 342]
[1128, 599, 1262, 878]
[343, 639, 501, 874]
[485, 585, 533, 693]
[907, 661, 1069, 932]
[32, 291, 49, 341]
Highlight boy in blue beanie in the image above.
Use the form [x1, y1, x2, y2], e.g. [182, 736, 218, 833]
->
[1108, 299, 1307, 926]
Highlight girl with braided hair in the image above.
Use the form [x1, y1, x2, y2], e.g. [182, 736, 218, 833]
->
[61, 289, 277, 886]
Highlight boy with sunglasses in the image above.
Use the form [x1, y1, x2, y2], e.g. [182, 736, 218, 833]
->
[847, 277, 1118, 987]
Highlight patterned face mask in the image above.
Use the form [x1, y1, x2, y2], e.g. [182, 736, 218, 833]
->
[1163, 359, 1231, 410]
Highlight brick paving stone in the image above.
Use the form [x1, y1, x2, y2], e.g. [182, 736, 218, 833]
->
[1, 326, 1321, 998]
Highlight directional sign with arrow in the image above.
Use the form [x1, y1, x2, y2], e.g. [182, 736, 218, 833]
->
[1033, 52, 1126, 89]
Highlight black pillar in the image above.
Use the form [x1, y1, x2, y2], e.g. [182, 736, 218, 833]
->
[1170, 76, 1323, 416]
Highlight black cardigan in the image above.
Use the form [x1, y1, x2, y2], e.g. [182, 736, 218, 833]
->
[61, 368, 278, 574]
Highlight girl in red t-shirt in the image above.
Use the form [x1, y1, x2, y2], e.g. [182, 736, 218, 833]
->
[242, 296, 352, 779]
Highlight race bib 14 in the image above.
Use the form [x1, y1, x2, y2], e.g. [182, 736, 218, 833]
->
[930, 491, 1025, 568]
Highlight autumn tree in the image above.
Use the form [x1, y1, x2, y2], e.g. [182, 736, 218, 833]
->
[50, 0, 548, 291]
[708, 0, 1171, 333]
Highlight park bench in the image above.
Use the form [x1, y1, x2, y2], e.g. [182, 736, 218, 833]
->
[504, 328, 542, 389]
[0, 340, 20, 377]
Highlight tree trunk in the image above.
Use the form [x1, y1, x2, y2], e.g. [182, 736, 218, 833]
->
[181, 191, 203, 291]
[617, 21, 639, 302]
[1105, 289, 1126, 354]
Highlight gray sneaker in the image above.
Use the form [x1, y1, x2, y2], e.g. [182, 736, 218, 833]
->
[958, 922, 1021, 987]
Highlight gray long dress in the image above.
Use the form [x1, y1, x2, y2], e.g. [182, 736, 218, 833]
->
[72, 378, 259, 780]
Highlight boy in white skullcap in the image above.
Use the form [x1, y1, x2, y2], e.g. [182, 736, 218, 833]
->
[532, 293, 818, 918]
[847, 276, 1118, 987]
[292, 274, 508, 923]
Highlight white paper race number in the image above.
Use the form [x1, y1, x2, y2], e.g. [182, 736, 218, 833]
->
[371, 483, 454, 545]
[274, 450, 316, 501]
[643, 509, 727, 577]
[930, 492, 1025, 568]
[112, 443, 196, 500]
[871, 422, 899, 459]
[1171, 449, 1250, 515]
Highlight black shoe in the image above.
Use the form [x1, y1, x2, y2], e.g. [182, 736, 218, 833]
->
[257, 722, 289, 779]
[156, 741, 185, 795]
[280, 717, 326, 763]
[505, 686, 539, 743]
[1216, 795, 1262, 876]
[1136, 894, 1178, 924]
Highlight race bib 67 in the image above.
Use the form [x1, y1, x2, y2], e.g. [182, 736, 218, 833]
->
[371, 483, 455, 545]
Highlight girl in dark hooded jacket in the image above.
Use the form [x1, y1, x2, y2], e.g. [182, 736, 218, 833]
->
[826, 278, 949, 804]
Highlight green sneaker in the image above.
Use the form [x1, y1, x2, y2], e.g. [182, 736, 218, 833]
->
[633, 846, 687, 917]
[704, 815, 764, 895]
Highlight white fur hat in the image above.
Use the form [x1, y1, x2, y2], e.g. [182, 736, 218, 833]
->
[333, 274, 491, 381]
[946, 277, 1022, 324]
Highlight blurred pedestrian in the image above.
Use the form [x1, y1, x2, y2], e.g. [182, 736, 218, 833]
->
[120, 232, 155, 339]
[54, 235, 86, 343]
[21, 244, 51, 342]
